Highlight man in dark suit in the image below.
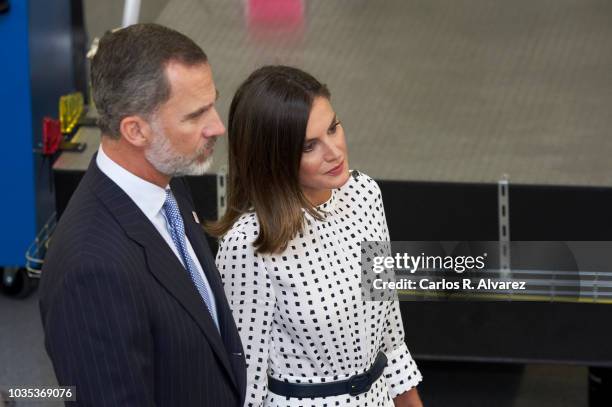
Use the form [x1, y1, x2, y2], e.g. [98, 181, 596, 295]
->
[39, 24, 246, 406]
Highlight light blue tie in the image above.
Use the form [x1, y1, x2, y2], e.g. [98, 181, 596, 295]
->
[163, 189, 219, 331]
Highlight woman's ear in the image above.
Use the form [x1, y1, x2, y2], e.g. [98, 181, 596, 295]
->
[118, 115, 153, 148]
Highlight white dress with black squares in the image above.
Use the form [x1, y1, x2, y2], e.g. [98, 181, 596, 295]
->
[216, 172, 422, 407]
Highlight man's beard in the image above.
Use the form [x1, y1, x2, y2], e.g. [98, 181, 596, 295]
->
[145, 121, 214, 177]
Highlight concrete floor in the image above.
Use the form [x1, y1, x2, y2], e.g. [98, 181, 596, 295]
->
[85, 0, 612, 187]
[0, 292, 61, 407]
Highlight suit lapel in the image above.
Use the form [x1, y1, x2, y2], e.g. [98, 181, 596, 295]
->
[141, 242, 239, 392]
[174, 193, 226, 325]
[172, 179, 247, 388]
[84, 158, 239, 393]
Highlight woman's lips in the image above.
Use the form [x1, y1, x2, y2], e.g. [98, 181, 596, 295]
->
[326, 160, 344, 175]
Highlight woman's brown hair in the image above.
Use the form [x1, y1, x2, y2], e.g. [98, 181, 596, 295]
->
[206, 65, 330, 254]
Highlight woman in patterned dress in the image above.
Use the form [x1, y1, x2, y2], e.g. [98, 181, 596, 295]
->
[208, 66, 423, 407]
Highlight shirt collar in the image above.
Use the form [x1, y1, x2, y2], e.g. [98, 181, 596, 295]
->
[96, 145, 168, 221]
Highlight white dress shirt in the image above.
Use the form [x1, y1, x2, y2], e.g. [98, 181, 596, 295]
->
[96, 146, 217, 315]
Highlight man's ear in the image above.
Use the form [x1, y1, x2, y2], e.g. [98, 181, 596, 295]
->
[119, 115, 153, 147]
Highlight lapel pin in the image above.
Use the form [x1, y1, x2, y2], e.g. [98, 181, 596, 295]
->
[192, 211, 200, 224]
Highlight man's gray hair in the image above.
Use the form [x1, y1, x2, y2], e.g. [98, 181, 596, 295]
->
[90, 23, 208, 138]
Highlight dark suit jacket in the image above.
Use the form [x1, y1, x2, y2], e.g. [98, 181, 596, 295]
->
[39, 157, 246, 406]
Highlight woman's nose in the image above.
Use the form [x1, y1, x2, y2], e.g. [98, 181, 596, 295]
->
[324, 140, 342, 161]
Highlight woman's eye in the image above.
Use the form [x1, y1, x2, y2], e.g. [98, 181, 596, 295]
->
[303, 141, 315, 152]
[328, 121, 341, 135]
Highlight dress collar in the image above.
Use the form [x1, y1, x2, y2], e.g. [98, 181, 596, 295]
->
[302, 187, 339, 223]
[315, 188, 337, 213]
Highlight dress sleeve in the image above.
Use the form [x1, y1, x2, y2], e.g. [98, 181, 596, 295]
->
[373, 181, 424, 398]
[380, 301, 423, 398]
[216, 227, 275, 407]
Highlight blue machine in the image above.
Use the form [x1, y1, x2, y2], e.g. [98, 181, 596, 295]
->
[0, 0, 86, 295]
[0, 1, 35, 268]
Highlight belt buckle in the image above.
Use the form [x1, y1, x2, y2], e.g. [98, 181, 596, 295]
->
[347, 372, 372, 396]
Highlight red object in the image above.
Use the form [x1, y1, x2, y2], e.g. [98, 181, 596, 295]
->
[247, 0, 304, 31]
[42, 117, 62, 155]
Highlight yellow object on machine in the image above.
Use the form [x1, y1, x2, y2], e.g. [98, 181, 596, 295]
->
[59, 92, 84, 134]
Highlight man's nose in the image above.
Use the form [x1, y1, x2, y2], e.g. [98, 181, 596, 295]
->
[210, 108, 226, 136]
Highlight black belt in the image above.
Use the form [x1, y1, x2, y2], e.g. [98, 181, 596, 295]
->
[267, 351, 388, 398]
